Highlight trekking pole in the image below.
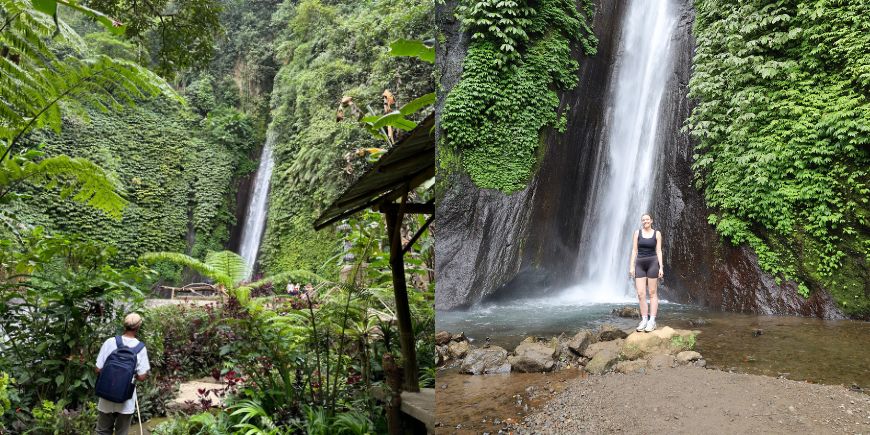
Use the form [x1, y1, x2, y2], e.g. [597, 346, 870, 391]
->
[135, 393, 144, 435]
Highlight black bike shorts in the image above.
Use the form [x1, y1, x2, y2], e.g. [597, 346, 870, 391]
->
[635, 256, 660, 279]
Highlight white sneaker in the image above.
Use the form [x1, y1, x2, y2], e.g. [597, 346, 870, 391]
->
[636, 319, 648, 332]
[644, 320, 657, 332]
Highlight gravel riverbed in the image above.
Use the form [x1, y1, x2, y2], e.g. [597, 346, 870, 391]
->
[513, 365, 870, 434]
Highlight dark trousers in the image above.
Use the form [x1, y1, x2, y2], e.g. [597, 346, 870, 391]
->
[96, 411, 133, 435]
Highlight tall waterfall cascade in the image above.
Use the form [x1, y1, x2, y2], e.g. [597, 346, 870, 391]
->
[238, 132, 276, 280]
[559, 0, 678, 303]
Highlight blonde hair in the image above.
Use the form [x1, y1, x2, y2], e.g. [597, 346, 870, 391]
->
[123, 313, 143, 331]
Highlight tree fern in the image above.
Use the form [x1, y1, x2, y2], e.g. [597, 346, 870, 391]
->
[0, 146, 126, 217]
[0, 0, 178, 218]
[204, 250, 249, 287]
[139, 251, 229, 287]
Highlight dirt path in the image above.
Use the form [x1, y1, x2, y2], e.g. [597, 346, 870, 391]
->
[513, 365, 869, 434]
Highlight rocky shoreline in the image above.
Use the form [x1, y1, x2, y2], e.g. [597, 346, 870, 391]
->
[434, 314, 870, 434]
[437, 321, 705, 377]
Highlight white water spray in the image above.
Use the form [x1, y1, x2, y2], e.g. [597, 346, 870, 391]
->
[559, 0, 678, 303]
[238, 132, 276, 280]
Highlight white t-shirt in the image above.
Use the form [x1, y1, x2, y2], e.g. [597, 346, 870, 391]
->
[95, 336, 150, 414]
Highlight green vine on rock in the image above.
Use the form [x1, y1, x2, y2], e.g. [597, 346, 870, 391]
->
[441, 0, 596, 193]
[688, 0, 870, 316]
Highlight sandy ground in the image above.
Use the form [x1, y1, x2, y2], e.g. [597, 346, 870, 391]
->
[513, 365, 870, 434]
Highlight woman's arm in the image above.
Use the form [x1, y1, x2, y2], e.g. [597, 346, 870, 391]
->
[656, 231, 664, 278]
[629, 232, 638, 278]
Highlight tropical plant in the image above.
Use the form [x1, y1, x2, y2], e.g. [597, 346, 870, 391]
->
[357, 39, 435, 146]
[1, 0, 177, 221]
[0, 229, 148, 414]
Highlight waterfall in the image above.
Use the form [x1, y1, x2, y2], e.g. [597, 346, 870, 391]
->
[238, 131, 276, 280]
[560, 0, 678, 302]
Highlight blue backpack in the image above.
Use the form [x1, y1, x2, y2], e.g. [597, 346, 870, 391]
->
[95, 336, 145, 403]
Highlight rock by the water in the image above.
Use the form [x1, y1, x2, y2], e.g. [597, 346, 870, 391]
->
[509, 340, 558, 373]
[452, 332, 468, 342]
[648, 354, 676, 370]
[448, 340, 470, 359]
[676, 351, 702, 364]
[611, 306, 640, 318]
[621, 327, 693, 360]
[585, 349, 619, 375]
[567, 330, 594, 355]
[688, 318, 708, 327]
[461, 347, 511, 375]
[583, 339, 623, 359]
[436, 330, 452, 345]
[614, 359, 648, 374]
[436, 345, 448, 365]
[597, 324, 629, 342]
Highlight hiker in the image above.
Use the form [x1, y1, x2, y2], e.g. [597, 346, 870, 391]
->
[629, 213, 664, 332]
[95, 313, 150, 435]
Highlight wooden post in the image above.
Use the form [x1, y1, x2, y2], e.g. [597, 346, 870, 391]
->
[383, 353, 403, 435]
[385, 196, 420, 392]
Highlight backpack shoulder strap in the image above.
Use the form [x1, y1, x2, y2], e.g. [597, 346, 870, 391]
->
[115, 335, 124, 349]
[132, 341, 145, 354]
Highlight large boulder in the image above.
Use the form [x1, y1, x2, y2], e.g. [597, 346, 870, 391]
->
[648, 354, 676, 370]
[585, 349, 619, 375]
[509, 339, 559, 373]
[582, 339, 623, 359]
[676, 351, 702, 364]
[611, 306, 641, 318]
[460, 347, 511, 375]
[619, 327, 698, 360]
[597, 324, 629, 342]
[435, 330, 452, 346]
[436, 345, 448, 366]
[448, 340, 470, 359]
[567, 329, 594, 355]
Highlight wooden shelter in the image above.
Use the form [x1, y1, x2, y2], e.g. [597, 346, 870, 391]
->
[314, 114, 434, 393]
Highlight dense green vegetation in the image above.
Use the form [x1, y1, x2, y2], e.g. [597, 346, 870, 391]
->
[260, 0, 433, 274]
[439, 0, 596, 192]
[2, 0, 435, 431]
[14, 99, 254, 269]
[688, 0, 870, 316]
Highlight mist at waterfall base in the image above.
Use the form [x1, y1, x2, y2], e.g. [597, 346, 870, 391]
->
[238, 132, 276, 280]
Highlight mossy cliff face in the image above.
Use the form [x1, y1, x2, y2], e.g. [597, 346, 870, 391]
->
[435, 0, 623, 309]
[435, 0, 854, 319]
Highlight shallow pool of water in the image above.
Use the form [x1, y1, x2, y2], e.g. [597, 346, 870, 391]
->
[437, 300, 870, 389]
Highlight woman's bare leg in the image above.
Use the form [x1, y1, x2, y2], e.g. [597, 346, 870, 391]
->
[635, 278, 648, 318]
[648, 278, 659, 317]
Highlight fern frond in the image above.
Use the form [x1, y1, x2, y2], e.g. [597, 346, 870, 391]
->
[247, 270, 327, 289]
[0, 148, 126, 218]
[204, 251, 248, 287]
[139, 252, 228, 285]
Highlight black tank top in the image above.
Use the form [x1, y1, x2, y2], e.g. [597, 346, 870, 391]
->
[637, 229, 657, 258]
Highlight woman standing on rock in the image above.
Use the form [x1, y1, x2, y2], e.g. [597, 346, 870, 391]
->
[629, 213, 663, 332]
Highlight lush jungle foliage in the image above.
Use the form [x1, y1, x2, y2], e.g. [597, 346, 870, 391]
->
[259, 0, 434, 275]
[439, 0, 596, 192]
[2, 0, 435, 431]
[687, 0, 870, 316]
